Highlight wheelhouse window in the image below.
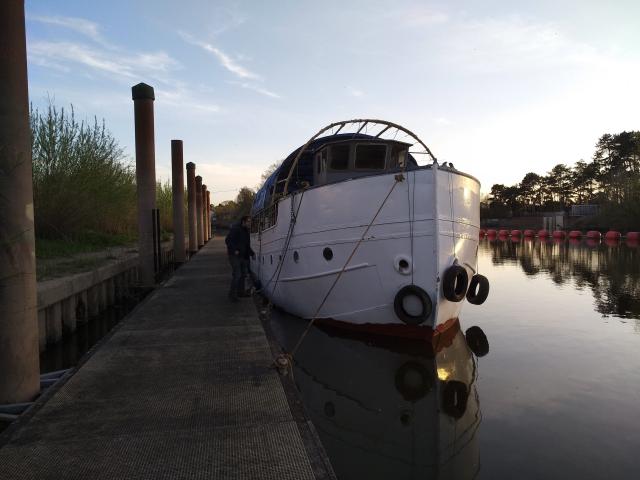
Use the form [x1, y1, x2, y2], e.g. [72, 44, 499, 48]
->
[355, 144, 386, 170]
[389, 144, 408, 169]
[316, 148, 328, 173]
[330, 144, 349, 170]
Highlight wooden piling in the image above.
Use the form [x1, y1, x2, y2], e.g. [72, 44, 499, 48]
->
[131, 83, 157, 286]
[171, 140, 186, 263]
[0, 0, 41, 404]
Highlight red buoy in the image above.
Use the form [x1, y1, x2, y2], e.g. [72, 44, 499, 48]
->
[498, 229, 509, 237]
[552, 230, 566, 239]
[538, 229, 549, 238]
[605, 231, 621, 240]
[605, 238, 620, 247]
[479, 229, 486, 238]
[568, 230, 582, 239]
[510, 229, 522, 237]
[586, 238, 600, 247]
[523, 229, 535, 237]
[586, 231, 601, 240]
[626, 232, 640, 241]
[487, 229, 497, 237]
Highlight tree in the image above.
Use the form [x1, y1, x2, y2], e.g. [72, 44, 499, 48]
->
[519, 172, 542, 208]
[259, 161, 281, 186]
[548, 164, 573, 206]
[214, 200, 238, 229]
[235, 187, 256, 217]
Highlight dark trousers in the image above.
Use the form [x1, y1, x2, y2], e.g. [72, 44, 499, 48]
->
[228, 255, 249, 297]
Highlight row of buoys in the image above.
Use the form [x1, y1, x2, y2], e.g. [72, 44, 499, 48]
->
[479, 229, 639, 241]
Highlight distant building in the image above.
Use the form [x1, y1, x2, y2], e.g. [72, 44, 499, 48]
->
[571, 204, 599, 217]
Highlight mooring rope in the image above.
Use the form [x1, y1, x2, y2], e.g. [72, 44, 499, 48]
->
[261, 189, 306, 295]
[274, 174, 405, 369]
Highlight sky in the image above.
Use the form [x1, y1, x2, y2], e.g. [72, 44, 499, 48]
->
[25, 0, 640, 203]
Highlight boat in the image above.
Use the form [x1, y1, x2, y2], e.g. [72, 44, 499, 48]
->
[250, 119, 488, 339]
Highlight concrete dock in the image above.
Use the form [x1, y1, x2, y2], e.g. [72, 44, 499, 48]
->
[0, 238, 335, 479]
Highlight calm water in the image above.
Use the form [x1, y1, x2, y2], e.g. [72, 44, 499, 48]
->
[268, 238, 640, 480]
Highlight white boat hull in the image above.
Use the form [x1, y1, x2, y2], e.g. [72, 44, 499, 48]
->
[251, 166, 480, 337]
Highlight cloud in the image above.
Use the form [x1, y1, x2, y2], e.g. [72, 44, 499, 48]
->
[30, 15, 107, 45]
[179, 32, 260, 80]
[347, 86, 364, 97]
[179, 161, 264, 203]
[399, 8, 449, 27]
[28, 41, 179, 81]
[156, 85, 221, 113]
[27, 15, 225, 119]
[229, 81, 281, 99]
[434, 117, 452, 126]
[180, 32, 280, 98]
[443, 15, 603, 73]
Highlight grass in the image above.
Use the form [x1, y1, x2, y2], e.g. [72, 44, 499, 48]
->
[36, 231, 135, 259]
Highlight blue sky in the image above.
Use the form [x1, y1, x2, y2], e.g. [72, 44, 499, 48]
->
[25, 0, 640, 202]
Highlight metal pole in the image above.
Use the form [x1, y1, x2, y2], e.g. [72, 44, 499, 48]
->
[171, 140, 186, 263]
[131, 83, 157, 286]
[0, 0, 41, 404]
[186, 163, 197, 254]
[195, 176, 204, 248]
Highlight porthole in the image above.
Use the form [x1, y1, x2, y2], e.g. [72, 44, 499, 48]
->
[323, 247, 333, 261]
[270, 255, 273, 265]
[394, 255, 412, 275]
[293, 251, 299, 263]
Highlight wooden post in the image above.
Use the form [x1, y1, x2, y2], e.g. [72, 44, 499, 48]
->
[206, 190, 211, 240]
[171, 140, 186, 263]
[131, 83, 157, 286]
[195, 176, 204, 248]
[0, 0, 41, 404]
[186, 163, 197, 254]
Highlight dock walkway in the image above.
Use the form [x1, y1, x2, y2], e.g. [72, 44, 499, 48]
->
[0, 238, 335, 479]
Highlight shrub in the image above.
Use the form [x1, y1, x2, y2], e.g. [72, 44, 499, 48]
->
[30, 103, 136, 238]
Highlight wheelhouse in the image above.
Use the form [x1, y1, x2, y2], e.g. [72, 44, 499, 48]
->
[252, 134, 419, 224]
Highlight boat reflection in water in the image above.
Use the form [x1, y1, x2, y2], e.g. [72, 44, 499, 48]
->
[268, 311, 487, 480]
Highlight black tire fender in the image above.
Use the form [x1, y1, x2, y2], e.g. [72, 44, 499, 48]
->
[465, 326, 489, 357]
[442, 265, 469, 302]
[466, 274, 489, 305]
[442, 380, 468, 419]
[393, 285, 433, 325]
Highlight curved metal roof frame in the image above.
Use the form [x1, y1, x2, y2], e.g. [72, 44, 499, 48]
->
[282, 119, 438, 195]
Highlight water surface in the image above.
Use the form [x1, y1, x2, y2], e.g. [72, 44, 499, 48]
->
[268, 238, 640, 479]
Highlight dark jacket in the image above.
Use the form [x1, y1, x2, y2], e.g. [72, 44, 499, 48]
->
[225, 222, 254, 259]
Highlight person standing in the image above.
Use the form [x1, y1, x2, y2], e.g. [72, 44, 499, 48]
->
[225, 216, 254, 302]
